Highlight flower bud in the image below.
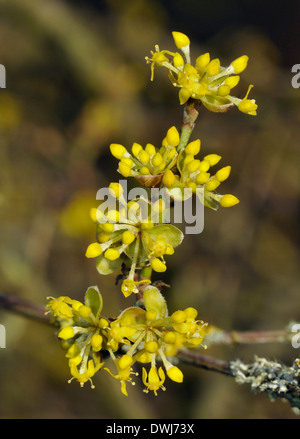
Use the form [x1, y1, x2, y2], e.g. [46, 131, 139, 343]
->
[167, 366, 183, 383]
[58, 326, 75, 340]
[104, 248, 120, 261]
[220, 194, 240, 207]
[110, 143, 127, 159]
[231, 55, 249, 74]
[172, 31, 190, 49]
[85, 243, 103, 258]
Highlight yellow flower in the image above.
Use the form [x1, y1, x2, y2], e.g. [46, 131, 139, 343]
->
[69, 359, 104, 389]
[104, 354, 137, 397]
[142, 366, 166, 395]
[47, 286, 113, 389]
[121, 278, 151, 298]
[46, 296, 74, 319]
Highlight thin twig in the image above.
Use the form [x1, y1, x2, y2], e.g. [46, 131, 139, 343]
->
[0, 294, 51, 325]
[177, 348, 232, 376]
[177, 98, 202, 152]
[206, 327, 294, 346]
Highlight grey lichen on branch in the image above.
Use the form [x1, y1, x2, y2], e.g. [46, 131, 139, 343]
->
[230, 356, 300, 412]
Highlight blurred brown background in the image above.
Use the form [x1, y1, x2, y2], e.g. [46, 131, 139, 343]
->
[0, 0, 299, 419]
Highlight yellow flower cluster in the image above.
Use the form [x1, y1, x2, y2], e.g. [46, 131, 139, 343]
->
[110, 126, 180, 180]
[85, 183, 183, 287]
[47, 286, 208, 395]
[47, 288, 108, 389]
[162, 138, 239, 209]
[146, 31, 257, 115]
[108, 286, 208, 396]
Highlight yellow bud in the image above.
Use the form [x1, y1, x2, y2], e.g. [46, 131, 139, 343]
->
[145, 341, 159, 353]
[183, 154, 194, 166]
[138, 352, 152, 363]
[58, 326, 74, 340]
[196, 53, 210, 70]
[205, 178, 220, 191]
[89, 207, 98, 223]
[91, 334, 103, 351]
[187, 182, 197, 192]
[183, 64, 198, 76]
[99, 318, 109, 329]
[110, 143, 127, 159]
[204, 154, 221, 166]
[198, 160, 210, 172]
[173, 52, 184, 67]
[225, 75, 240, 89]
[172, 31, 190, 49]
[121, 157, 133, 167]
[185, 139, 201, 155]
[101, 222, 114, 233]
[85, 242, 103, 258]
[158, 162, 166, 172]
[151, 258, 167, 273]
[118, 354, 133, 370]
[152, 152, 163, 167]
[118, 161, 132, 177]
[165, 245, 174, 255]
[216, 166, 231, 182]
[184, 307, 198, 319]
[122, 230, 136, 245]
[162, 169, 176, 188]
[195, 172, 210, 185]
[179, 87, 192, 105]
[104, 248, 120, 261]
[138, 149, 150, 164]
[132, 142, 143, 157]
[231, 55, 249, 74]
[78, 305, 91, 318]
[164, 332, 177, 344]
[166, 126, 180, 147]
[217, 84, 231, 97]
[109, 182, 123, 198]
[206, 58, 220, 76]
[71, 300, 83, 312]
[220, 194, 240, 207]
[187, 159, 200, 173]
[171, 310, 186, 323]
[140, 166, 150, 175]
[145, 143, 156, 156]
[97, 232, 110, 243]
[167, 366, 183, 383]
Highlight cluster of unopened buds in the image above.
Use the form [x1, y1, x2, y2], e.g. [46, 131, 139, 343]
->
[48, 32, 257, 396]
